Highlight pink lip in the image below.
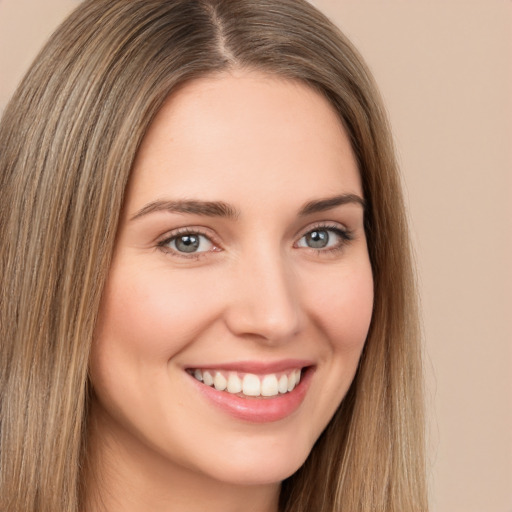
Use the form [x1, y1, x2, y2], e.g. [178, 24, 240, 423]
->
[187, 364, 315, 423]
[185, 358, 314, 374]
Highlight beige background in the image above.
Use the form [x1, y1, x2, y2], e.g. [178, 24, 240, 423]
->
[1, 1, 511, 511]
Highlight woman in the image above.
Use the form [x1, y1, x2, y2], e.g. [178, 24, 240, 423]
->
[0, 0, 427, 510]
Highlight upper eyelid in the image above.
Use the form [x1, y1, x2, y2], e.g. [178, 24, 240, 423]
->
[159, 221, 347, 239]
[157, 229, 218, 259]
[295, 220, 349, 239]
[158, 221, 350, 242]
[156, 220, 352, 253]
[296, 224, 352, 244]
[158, 226, 217, 243]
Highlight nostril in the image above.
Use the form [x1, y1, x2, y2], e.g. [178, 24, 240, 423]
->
[223, 304, 302, 344]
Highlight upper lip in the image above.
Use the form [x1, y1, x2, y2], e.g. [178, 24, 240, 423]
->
[185, 359, 314, 374]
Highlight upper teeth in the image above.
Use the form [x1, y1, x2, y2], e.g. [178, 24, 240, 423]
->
[191, 369, 302, 397]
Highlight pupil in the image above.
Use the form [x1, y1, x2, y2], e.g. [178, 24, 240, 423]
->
[176, 235, 199, 253]
[307, 230, 328, 248]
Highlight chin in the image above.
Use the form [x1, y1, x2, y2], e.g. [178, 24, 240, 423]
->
[195, 437, 312, 487]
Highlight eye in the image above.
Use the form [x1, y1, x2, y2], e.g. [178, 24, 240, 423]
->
[296, 225, 352, 251]
[159, 230, 215, 255]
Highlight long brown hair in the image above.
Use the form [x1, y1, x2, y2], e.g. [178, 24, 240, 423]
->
[0, 0, 427, 510]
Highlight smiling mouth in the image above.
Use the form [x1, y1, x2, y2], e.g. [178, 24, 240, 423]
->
[187, 368, 304, 398]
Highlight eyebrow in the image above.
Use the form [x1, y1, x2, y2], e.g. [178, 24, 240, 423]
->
[130, 199, 240, 221]
[130, 193, 365, 221]
[298, 194, 365, 216]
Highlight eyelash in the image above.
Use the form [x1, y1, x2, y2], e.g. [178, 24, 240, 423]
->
[157, 227, 217, 260]
[157, 223, 353, 259]
[296, 223, 354, 255]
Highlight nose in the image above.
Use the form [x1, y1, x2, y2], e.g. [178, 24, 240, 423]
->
[223, 249, 303, 345]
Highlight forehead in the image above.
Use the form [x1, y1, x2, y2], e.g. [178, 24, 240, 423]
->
[128, 71, 362, 211]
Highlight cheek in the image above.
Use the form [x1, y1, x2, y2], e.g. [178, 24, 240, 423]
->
[93, 264, 218, 361]
[89, 263, 222, 434]
[312, 257, 373, 389]
[288, 257, 373, 446]
[335, 274, 373, 349]
[310, 259, 374, 352]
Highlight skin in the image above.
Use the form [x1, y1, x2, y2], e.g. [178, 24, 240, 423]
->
[87, 71, 374, 512]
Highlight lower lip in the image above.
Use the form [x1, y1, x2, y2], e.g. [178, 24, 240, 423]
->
[188, 368, 314, 423]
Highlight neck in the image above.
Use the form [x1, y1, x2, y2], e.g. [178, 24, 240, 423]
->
[84, 405, 280, 512]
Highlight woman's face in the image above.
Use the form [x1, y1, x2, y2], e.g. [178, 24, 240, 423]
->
[90, 71, 373, 487]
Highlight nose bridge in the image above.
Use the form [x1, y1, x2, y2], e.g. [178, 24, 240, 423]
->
[225, 245, 302, 343]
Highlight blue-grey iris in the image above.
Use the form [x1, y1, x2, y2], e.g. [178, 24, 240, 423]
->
[175, 235, 200, 253]
[306, 230, 329, 248]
